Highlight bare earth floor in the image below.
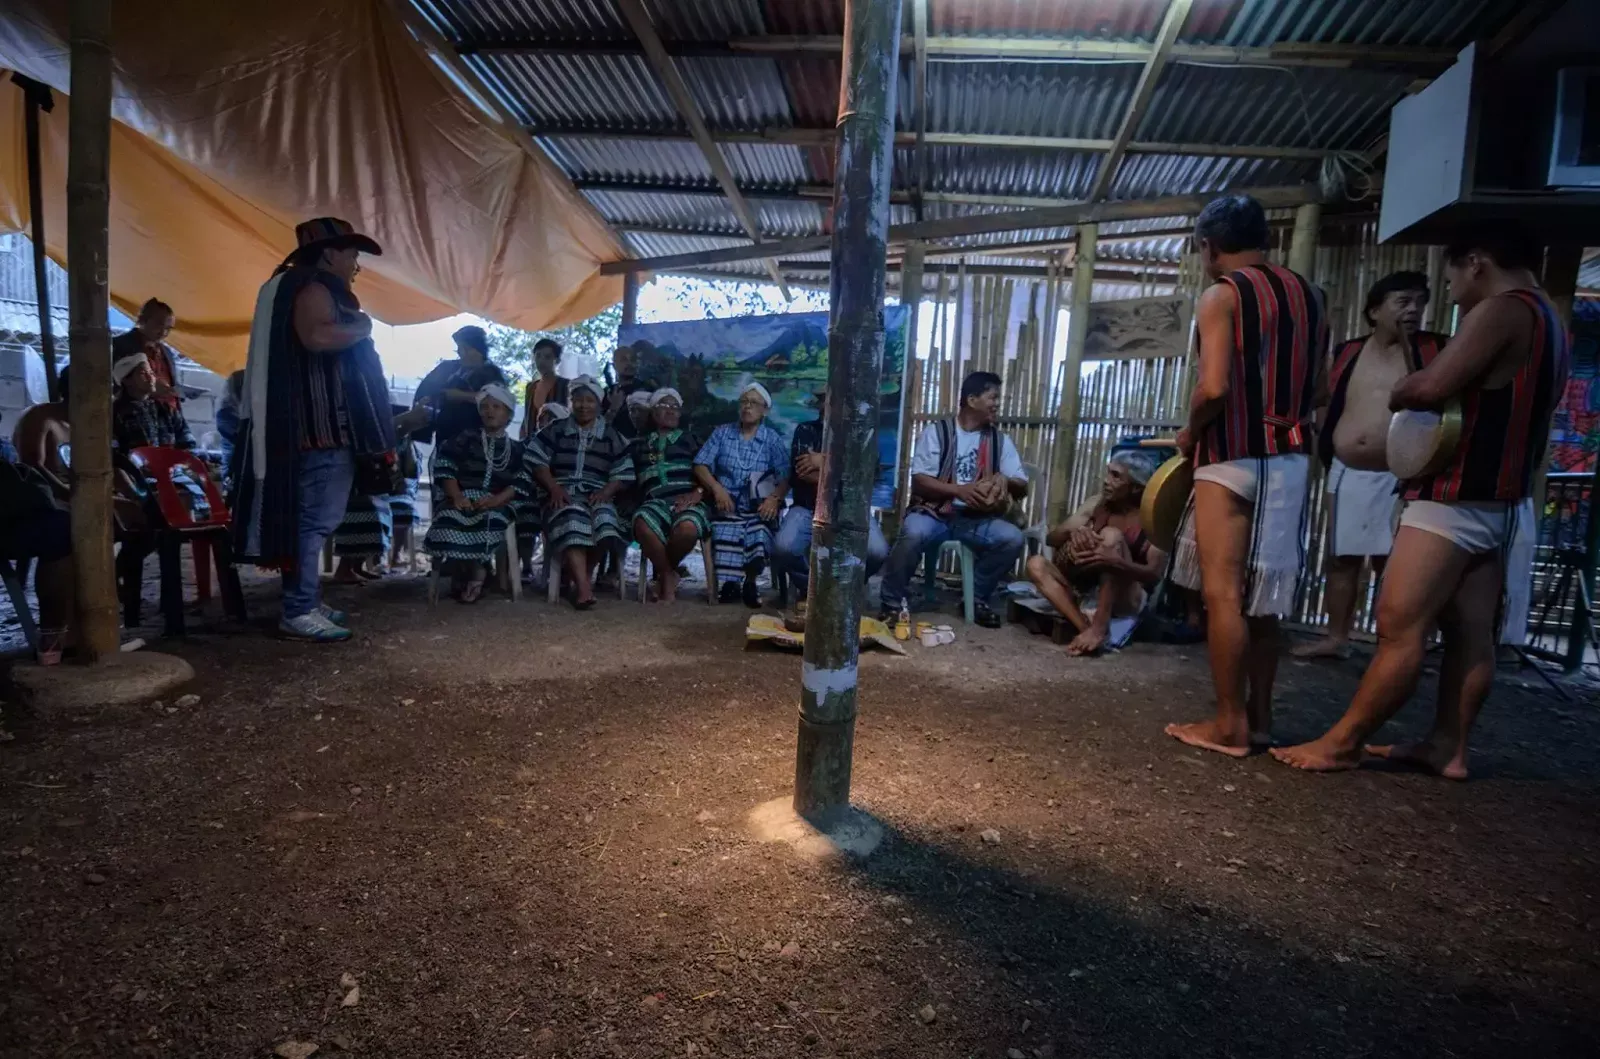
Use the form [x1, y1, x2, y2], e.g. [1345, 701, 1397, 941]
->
[2, 574, 1598, 1058]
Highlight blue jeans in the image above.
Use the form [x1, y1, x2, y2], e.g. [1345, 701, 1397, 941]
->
[879, 510, 1025, 610]
[773, 505, 889, 598]
[281, 448, 355, 620]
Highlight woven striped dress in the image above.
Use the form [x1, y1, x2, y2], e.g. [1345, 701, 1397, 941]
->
[630, 428, 709, 544]
[424, 429, 525, 562]
[524, 417, 635, 554]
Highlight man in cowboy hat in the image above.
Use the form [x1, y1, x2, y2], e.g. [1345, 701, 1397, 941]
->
[229, 217, 396, 643]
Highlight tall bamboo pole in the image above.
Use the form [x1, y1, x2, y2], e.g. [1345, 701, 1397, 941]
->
[1288, 202, 1321, 277]
[794, 0, 902, 817]
[891, 241, 924, 519]
[621, 272, 640, 327]
[12, 74, 60, 403]
[1047, 224, 1097, 522]
[66, 0, 119, 661]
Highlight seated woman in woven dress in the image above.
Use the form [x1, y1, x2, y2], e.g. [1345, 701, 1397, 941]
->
[524, 375, 635, 609]
[630, 388, 709, 603]
[1025, 450, 1167, 655]
[423, 384, 523, 603]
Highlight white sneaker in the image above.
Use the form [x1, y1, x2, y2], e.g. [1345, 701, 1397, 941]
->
[318, 603, 349, 627]
[279, 612, 353, 642]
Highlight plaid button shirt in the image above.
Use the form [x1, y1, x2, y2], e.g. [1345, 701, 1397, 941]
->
[694, 422, 790, 502]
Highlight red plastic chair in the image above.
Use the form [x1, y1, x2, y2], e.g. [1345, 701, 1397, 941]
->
[126, 447, 246, 635]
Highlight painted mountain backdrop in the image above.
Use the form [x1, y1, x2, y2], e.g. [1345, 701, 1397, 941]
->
[617, 308, 909, 508]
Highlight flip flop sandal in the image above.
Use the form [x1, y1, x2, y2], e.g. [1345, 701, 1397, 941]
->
[573, 596, 597, 611]
[460, 580, 486, 604]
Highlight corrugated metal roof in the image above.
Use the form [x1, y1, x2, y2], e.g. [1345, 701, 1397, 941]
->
[411, 0, 1549, 286]
[543, 137, 810, 187]
[917, 62, 1141, 140]
[929, 0, 1170, 40]
[1188, 0, 1524, 47]
[1135, 65, 1412, 149]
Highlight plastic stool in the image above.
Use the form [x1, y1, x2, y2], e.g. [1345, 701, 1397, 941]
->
[921, 539, 976, 624]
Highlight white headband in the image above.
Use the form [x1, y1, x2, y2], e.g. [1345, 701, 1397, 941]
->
[569, 374, 604, 401]
[112, 354, 150, 386]
[740, 381, 772, 408]
[649, 387, 683, 407]
[477, 383, 515, 412]
[540, 401, 570, 421]
[626, 390, 653, 408]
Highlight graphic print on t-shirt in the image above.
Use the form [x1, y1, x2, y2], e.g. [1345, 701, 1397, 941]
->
[952, 443, 979, 486]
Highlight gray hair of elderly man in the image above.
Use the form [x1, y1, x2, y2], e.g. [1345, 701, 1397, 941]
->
[1108, 448, 1162, 486]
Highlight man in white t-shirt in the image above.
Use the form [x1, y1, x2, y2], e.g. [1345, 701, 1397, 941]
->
[880, 371, 1028, 627]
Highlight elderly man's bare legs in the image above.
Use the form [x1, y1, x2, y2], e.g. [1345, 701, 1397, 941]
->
[1272, 528, 1494, 779]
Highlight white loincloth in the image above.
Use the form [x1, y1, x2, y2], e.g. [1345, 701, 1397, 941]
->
[1172, 454, 1312, 619]
[1326, 458, 1400, 558]
[1396, 498, 1535, 645]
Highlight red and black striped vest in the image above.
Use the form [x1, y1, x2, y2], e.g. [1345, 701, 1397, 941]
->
[1195, 263, 1329, 468]
[1317, 330, 1448, 466]
[1401, 289, 1571, 503]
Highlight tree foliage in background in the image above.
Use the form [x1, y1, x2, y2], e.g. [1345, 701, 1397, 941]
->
[485, 303, 623, 385]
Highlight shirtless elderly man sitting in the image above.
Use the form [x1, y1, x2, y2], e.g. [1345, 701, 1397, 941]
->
[1026, 450, 1167, 655]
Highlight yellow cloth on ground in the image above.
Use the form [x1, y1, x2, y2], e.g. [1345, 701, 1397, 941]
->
[745, 614, 907, 656]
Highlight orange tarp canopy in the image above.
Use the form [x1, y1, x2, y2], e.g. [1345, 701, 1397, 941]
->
[0, 0, 624, 375]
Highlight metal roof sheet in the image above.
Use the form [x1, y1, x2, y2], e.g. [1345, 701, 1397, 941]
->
[412, 0, 1550, 283]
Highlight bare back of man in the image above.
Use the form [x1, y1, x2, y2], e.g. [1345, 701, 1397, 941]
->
[12, 402, 71, 496]
[1331, 335, 1409, 471]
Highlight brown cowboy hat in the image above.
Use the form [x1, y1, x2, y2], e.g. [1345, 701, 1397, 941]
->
[292, 217, 382, 260]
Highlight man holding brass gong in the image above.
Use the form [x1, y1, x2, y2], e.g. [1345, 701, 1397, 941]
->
[1274, 225, 1570, 779]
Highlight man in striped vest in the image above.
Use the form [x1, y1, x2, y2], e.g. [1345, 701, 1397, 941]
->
[1275, 224, 1570, 779]
[1295, 271, 1447, 659]
[1165, 194, 1328, 758]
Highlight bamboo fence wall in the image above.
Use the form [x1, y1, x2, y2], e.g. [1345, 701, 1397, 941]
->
[894, 219, 1454, 633]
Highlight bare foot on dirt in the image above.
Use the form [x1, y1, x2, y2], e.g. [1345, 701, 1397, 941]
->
[1365, 741, 1469, 781]
[1270, 738, 1361, 772]
[658, 569, 680, 603]
[1292, 636, 1351, 660]
[1164, 720, 1251, 758]
[1066, 627, 1106, 656]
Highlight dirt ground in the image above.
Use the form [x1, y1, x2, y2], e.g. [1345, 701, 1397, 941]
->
[2, 571, 1598, 1059]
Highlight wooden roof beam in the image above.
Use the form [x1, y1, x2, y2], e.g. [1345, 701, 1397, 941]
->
[1087, 0, 1192, 202]
[462, 35, 1456, 72]
[611, 0, 789, 296]
[530, 124, 1340, 162]
[598, 183, 1325, 274]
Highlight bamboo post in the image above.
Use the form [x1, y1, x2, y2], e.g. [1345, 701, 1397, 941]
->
[621, 272, 640, 327]
[1047, 224, 1097, 522]
[794, 0, 902, 818]
[892, 242, 924, 517]
[66, 0, 119, 661]
[12, 74, 60, 403]
[1288, 202, 1321, 277]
